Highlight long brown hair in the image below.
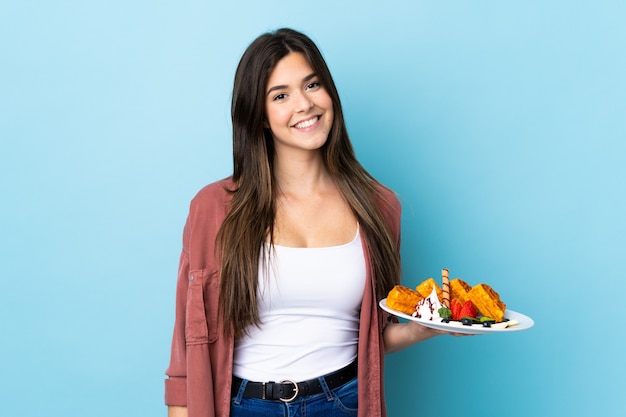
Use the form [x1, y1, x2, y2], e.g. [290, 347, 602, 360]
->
[217, 28, 400, 339]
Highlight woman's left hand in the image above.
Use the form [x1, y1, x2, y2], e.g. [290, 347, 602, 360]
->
[383, 320, 471, 353]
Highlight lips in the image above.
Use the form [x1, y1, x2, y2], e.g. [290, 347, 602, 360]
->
[293, 116, 319, 129]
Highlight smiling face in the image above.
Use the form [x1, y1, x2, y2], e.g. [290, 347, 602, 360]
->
[264, 52, 334, 158]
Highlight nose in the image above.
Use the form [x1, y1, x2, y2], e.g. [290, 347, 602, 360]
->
[294, 91, 314, 113]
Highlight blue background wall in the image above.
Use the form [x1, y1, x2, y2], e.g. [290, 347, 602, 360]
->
[1, 1, 624, 416]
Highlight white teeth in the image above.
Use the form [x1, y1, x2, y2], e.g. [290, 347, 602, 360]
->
[294, 116, 318, 129]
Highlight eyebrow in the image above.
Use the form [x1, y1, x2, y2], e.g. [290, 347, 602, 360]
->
[266, 72, 317, 97]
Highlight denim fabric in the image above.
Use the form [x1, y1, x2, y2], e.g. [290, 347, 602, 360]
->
[230, 376, 358, 417]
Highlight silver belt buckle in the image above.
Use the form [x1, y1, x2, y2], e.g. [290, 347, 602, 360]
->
[279, 379, 299, 402]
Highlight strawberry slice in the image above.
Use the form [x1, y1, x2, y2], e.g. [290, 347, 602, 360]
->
[450, 299, 463, 320]
[459, 300, 478, 319]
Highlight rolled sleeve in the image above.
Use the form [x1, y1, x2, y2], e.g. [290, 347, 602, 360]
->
[164, 376, 187, 406]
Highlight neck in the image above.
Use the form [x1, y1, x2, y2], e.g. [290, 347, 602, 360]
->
[273, 150, 332, 196]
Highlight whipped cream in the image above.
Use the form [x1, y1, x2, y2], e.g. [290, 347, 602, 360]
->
[412, 286, 443, 321]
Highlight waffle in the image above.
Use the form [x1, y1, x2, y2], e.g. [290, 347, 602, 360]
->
[468, 283, 506, 322]
[386, 285, 422, 315]
[450, 278, 472, 305]
[415, 277, 443, 300]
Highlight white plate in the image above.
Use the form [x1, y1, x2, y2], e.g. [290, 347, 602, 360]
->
[379, 298, 534, 335]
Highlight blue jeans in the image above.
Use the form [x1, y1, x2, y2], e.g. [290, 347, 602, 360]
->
[230, 376, 358, 417]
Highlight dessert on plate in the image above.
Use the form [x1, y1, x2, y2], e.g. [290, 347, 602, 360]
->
[386, 268, 513, 328]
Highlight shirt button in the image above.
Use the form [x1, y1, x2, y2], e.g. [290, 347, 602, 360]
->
[189, 275, 194, 281]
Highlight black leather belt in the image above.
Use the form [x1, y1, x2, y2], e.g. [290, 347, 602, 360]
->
[231, 360, 357, 402]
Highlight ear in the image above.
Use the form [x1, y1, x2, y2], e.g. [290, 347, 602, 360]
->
[263, 119, 270, 129]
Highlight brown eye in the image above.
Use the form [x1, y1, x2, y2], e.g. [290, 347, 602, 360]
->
[306, 82, 321, 90]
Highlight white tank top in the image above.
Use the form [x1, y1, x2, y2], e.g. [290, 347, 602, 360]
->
[232, 226, 366, 382]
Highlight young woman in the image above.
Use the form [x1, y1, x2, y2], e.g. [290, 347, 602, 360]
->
[165, 28, 445, 417]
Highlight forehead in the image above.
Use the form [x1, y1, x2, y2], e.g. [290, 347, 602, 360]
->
[267, 52, 315, 86]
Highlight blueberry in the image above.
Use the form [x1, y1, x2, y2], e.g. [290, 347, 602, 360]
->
[482, 321, 492, 328]
[461, 318, 474, 326]
[441, 318, 450, 323]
